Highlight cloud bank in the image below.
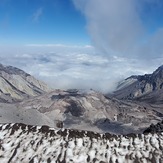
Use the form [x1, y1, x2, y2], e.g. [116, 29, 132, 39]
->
[72, 0, 163, 59]
[1, 45, 162, 93]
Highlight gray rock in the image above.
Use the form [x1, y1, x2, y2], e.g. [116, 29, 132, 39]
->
[0, 63, 52, 102]
[112, 65, 163, 103]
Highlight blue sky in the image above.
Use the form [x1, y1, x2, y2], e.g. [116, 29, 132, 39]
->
[0, 0, 89, 45]
[0, 0, 163, 47]
[139, 0, 163, 34]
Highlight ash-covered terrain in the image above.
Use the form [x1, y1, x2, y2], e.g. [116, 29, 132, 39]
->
[14, 89, 162, 134]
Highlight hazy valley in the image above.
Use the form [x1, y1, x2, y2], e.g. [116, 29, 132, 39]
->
[0, 63, 162, 135]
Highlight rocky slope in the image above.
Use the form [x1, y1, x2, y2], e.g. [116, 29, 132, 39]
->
[113, 65, 163, 101]
[0, 123, 163, 163]
[143, 120, 163, 134]
[0, 89, 160, 134]
[0, 63, 52, 102]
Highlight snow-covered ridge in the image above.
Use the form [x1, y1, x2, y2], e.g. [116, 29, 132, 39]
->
[0, 123, 163, 163]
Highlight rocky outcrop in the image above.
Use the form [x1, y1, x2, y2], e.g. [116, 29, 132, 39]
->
[113, 65, 163, 102]
[0, 123, 163, 163]
[0, 63, 52, 102]
[144, 120, 163, 134]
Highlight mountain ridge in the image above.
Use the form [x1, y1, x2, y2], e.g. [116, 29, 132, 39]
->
[0, 63, 52, 103]
[113, 65, 163, 101]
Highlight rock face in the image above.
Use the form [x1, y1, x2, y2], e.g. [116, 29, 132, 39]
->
[144, 121, 163, 134]
[113, 65, 163, 101]
[0, 123, 163, 163]
[0, 63, 52, 102]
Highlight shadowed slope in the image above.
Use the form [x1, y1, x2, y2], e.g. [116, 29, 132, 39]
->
[113, 65, 163, 101]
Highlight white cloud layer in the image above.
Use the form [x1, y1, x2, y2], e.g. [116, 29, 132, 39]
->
[72, 0, 163, 59]
[0, 45, 163, 93]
